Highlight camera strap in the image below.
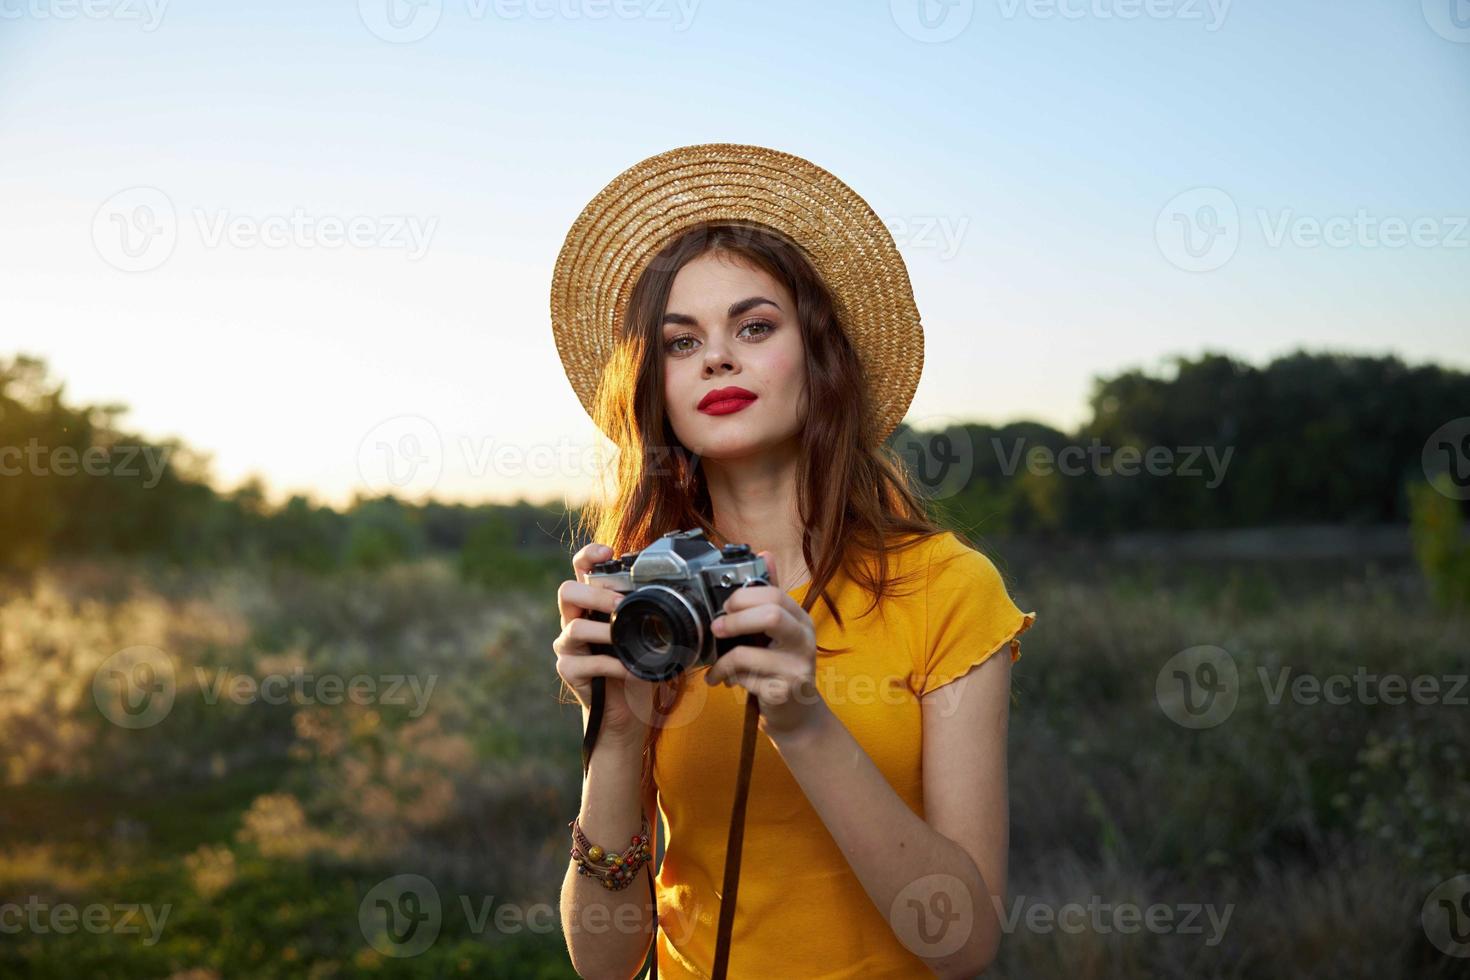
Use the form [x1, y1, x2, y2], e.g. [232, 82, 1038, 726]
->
[582, 675, 760, 980]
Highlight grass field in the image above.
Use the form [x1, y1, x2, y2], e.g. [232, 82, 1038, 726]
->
[1, 552, 1466, 978]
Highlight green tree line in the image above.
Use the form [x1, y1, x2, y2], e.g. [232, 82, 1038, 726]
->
[2, 349, 1466, 575]
[902, 350, 1468, 540]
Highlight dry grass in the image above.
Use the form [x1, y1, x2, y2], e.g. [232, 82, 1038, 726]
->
[1, 555, 1466, 976]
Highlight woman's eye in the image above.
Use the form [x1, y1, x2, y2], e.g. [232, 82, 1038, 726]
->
[664, 321, 774, 356]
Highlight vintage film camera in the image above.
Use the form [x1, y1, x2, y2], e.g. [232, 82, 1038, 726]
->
[584, 528, 775, 682]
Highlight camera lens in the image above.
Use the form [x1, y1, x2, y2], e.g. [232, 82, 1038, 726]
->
[610, 586, 702, 682]
[639, 615, 673, 653]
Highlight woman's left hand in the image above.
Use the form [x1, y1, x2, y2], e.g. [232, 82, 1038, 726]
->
[704, 551, 829, 741]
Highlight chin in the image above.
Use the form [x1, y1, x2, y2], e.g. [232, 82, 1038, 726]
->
[691, 424, 804, 461]
[690, 434, 764, 459]
[675, 420, 760, 456]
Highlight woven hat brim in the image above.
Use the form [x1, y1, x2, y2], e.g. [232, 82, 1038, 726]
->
[550, 143, 923, 444]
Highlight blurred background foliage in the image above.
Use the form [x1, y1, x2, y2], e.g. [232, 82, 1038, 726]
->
[0, 354, 573, 584]
[3, 350, 1468, 579]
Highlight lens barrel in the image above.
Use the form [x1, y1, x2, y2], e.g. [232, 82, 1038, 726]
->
[610, 585, 704, 682]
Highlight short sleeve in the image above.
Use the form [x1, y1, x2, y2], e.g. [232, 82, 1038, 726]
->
[914, 534, 1037, 698]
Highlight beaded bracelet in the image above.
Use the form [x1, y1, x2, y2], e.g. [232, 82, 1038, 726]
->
[569, 814, 653, 891]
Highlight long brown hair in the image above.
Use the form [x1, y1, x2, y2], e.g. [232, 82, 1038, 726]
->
[570, 220, 951, 789]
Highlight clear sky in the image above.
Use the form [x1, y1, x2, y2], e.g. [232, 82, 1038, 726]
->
[2, 0, 1467, 510]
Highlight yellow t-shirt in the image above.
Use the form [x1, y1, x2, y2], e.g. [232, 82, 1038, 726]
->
[643, 530, 1037, 979]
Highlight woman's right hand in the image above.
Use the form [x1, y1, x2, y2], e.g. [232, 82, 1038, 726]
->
[554, 542, 654, 752]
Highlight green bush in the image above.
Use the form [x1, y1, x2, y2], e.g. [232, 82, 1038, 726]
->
[458, 513, 563, 592]
[1408, 475, 1470, 610]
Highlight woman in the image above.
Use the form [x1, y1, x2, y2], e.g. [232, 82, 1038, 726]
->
[550, 144, 1036, 979]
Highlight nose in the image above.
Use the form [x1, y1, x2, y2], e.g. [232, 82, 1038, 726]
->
[701, 336, 737, 376]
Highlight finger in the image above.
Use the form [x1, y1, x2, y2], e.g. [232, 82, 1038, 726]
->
[705, 646, 795, 686]
[572, 542, 615, 577]
[711, 602, 803, 647]
[552, 617, 612, 656]
[557, 577, 623, 628]
[720, 581, 799, 616]
[556, 649, 640, 689]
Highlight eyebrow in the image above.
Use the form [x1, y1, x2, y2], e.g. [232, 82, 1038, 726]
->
[661, 295, 782, 327]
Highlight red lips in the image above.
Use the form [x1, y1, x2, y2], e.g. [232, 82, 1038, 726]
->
[697, 386, 758, 415]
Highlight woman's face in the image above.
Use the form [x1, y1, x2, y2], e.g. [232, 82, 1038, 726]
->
[661, 250, 807, 459]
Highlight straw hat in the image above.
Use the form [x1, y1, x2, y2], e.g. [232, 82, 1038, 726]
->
[549, 143, 924, 445]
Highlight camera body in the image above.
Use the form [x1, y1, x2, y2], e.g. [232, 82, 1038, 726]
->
[584, 528, 775, 682]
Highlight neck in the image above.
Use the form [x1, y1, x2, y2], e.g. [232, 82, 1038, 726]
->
[701, 438, 809, 590]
